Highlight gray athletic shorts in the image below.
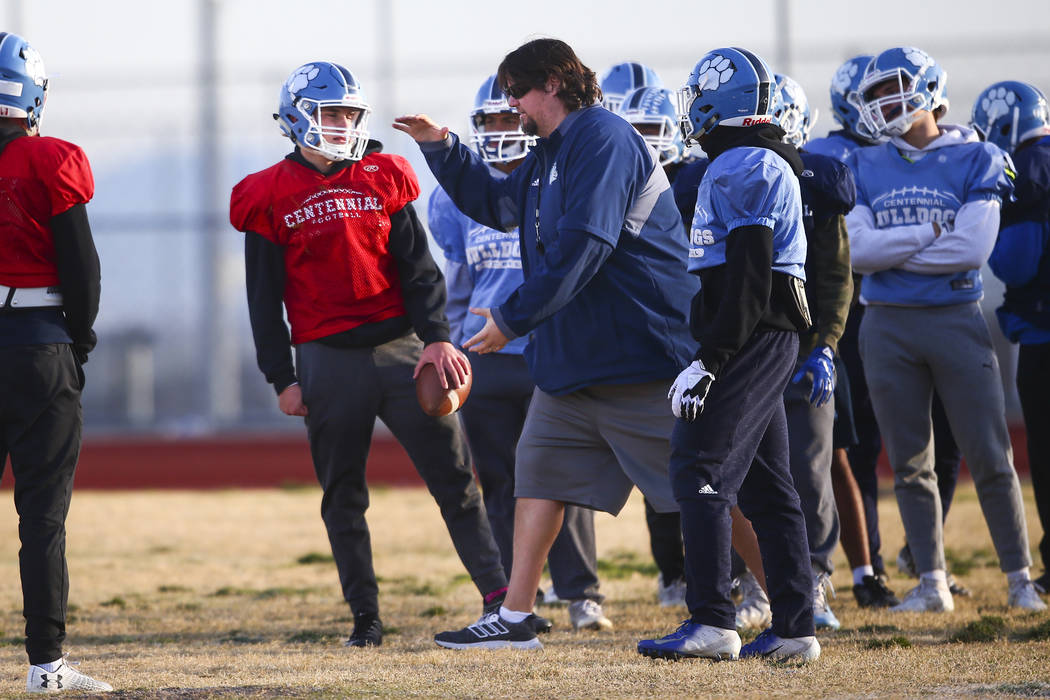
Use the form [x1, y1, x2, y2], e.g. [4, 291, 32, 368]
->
[514, 380, 678, 515]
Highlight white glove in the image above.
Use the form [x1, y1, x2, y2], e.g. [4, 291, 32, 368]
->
[668, 360, 715, 422]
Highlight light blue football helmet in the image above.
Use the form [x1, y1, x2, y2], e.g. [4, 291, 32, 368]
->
[676, 47, 776, 145]
[0, 32, 47, 132]
[772, 73, 816, 148]
[850, 46, 948, 138]
[600, 61, 663, 113]
[275, 62, 371, 161]
[618, 86, 684, 166]
[469, 74, 535, 163]
[971, 81, 1050, 153]
[829, 55, 876, 142]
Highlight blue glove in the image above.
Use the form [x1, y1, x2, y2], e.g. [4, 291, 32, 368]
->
[792, 346, 835, 407]
[668, 360, 715, 421]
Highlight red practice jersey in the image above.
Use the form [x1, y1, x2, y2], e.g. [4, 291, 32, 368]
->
[0, 135, 94, 288]
[230, 153, 421, 344]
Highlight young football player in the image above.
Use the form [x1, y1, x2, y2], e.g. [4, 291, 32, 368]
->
[0, 32, 111, 693]
[231, 62, 510, 647]
[846, 47, 1045, 612]
[637, 47, 819, 664]
[975, 80, 1050, 597]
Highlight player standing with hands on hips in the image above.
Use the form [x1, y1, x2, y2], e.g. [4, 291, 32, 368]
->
[395, 37, 697, 650]
[231, 61, 509, 648]
[0, 33, 111, 693]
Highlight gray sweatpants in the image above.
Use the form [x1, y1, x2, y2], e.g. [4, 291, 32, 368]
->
[784, 360, 839, 576]
[858, 303, 1031, 574]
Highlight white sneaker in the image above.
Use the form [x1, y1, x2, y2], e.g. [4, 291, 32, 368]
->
[638, 621, 741, 661]
[658, 574, 687, 607]
[734, 572, 771, 632]
[1008, 579, 1049, 611]
[740, 628, 820, 664]
[569, 598, 613, 631]
[542, 586, 565, 605]
[813, 572, 841, 630]
[890, 578, 954, 613]
[27, 657, 113, 693]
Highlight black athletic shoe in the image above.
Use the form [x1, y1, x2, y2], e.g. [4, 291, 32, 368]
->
[482, 591, 552, 634]
[947, 574, 971, 597]
[1033, 571, 1049, 595]
[853, 575, 900, 608]
[345, 615, 383, 647]
[435, 613, 543, 650]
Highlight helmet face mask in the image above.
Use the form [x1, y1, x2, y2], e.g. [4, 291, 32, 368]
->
[276, 62, 371, 161]
[0, 32, 48, 133]
[618, 86, 683, 166]
[971, 80, 1050, 153]
[600, 61, 663, 113]
[469, 74, 535, 163]
[850, 47, 947, 139]
[677, 47, 775, 145]
[772, 73, 815, 148]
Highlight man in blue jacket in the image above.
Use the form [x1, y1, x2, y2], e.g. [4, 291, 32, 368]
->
[395, 37, 697, 650]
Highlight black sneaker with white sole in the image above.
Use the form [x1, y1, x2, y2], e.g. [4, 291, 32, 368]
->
[853, 575, 900, 608]
[435, 612, 542, 650]
[481, 591, 552, 634]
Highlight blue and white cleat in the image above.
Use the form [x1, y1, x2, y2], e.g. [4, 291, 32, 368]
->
[740, 628, 820, 664]
[637, 621, 740, 661]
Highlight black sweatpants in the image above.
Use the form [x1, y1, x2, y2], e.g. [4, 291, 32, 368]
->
[0, 343, 83, 665]
[296, 333, 506, 617]
[671, 330, 814, 639]
[1017, 342, 1050, 570]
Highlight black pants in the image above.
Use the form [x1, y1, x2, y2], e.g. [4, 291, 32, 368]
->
[0, 343, 82, 665]
[644, 498, 684, 584]
[460, 352, 601, 602]
[840, 306, 962, 572]
[672, 330, 814, 639]
[1017, 342, 1050, 570]
[297, 334, 506, 617]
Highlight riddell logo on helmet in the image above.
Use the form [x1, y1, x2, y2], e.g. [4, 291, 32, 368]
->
[741, 116, 773, 126]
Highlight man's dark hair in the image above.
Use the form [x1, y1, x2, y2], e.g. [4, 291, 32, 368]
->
[497, 38, 601, 112]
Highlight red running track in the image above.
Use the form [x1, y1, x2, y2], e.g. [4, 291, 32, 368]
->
[0, 427, 1033, 490]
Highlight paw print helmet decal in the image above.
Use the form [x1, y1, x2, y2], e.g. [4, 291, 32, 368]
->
[849, 46, 948, 138]
[772, 73, 816, 148]
[829, 55, 876, 142]
[0, 32, 48, 132]
[275, 61, 371, 161]
[971, 81, 1050, 153]
[599, 61, 663, 113]
[676, 47, 775, 144]
[618, 86, 684, 166]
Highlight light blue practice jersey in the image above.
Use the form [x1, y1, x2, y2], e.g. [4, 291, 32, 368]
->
[846, 138, 1014, 306]
[688, 146, 807, 280]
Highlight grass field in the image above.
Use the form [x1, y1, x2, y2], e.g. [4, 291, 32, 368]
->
[0, 483, 1047, 698]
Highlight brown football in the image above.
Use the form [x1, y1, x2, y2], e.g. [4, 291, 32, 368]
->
[416, 360, 472, 417]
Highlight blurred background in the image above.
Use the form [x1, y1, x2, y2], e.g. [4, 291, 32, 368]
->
[3, 0, 1048, 481]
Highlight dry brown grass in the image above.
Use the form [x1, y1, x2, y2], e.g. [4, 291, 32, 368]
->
[0, 483, 1046, 698]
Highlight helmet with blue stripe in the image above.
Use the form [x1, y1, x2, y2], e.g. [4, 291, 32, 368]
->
[850, 46, 948, 138]
[676, 47, 775, 145]
[600, 61, 662, 113]
[275, 61, 371, 161]
[971, 81, 1050, 153]
[469, 74, 535, 163]
[0, 33, 47, 133]
[829, 55, 876, 142]
[618, 86, 684, 166]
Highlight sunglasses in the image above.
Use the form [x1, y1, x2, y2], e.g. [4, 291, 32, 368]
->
[503, 82, 534, 100]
